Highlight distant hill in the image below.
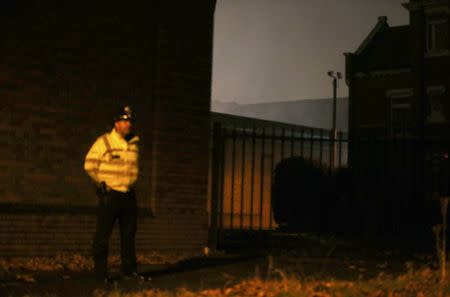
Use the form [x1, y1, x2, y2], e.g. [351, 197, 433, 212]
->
[211, 98, 348, 132]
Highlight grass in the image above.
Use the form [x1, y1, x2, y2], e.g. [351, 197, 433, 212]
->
[2, 247, 449, 297]
[86, 267, 450, 297]
[0, 251, 202, 274]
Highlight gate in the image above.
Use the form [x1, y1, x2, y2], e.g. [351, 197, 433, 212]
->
[208, 115, 348, 250]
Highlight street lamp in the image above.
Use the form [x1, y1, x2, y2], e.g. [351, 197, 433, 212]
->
[327, 71, 342, 168]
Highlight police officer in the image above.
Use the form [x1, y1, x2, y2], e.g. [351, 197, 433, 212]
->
[84, 105, 142, 282]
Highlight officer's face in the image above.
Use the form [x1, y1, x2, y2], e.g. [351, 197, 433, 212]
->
[114, 120, 133, 137]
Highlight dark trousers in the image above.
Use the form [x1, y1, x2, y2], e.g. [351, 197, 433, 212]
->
[93, 189, 137, 279]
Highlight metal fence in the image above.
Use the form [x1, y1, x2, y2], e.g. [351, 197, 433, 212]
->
[208, 118, 348, 248]
[352, 135, 450, 235]
[208, 116, 450, 247]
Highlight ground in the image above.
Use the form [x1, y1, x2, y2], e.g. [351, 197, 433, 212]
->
[0, 234, 448, 297]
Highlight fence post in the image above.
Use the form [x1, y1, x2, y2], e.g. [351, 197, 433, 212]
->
[209, 122, 223, 251]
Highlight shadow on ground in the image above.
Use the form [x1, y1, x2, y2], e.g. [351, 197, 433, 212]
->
[0, 235, 437, 297]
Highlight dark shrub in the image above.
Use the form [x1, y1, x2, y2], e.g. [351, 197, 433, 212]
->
[271, 156, 354, 233]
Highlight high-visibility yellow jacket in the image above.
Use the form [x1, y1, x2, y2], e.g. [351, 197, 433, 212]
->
[84, 128, 139, 193]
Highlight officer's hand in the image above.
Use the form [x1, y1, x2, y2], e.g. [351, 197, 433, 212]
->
[96, 181, 108, 196]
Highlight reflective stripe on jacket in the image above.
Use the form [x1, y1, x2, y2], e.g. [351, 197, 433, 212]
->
[84, 128, 139, 193]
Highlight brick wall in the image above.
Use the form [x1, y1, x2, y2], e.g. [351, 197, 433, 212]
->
[0, 1, 216, 256]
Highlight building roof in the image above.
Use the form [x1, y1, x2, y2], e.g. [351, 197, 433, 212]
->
[211, 98, 349, 132]
[352, 17, 410, 72]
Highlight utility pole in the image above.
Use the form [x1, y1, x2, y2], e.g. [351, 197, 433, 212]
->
[328, 71, 342, 168]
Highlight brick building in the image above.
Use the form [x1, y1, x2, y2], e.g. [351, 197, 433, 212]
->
[0, 1, 216, 256]
[344, 0, 450, 234]
[345, 0, 449, 141]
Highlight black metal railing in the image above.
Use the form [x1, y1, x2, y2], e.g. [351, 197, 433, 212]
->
[208, 119, 450, 248]
[352, 135, 450, 235]
[208, 120, 348, 241]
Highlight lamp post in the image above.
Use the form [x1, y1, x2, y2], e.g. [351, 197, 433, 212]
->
[327, 71, 342, 168]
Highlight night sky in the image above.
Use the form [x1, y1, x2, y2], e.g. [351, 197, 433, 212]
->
[212, 0, 409, 104]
